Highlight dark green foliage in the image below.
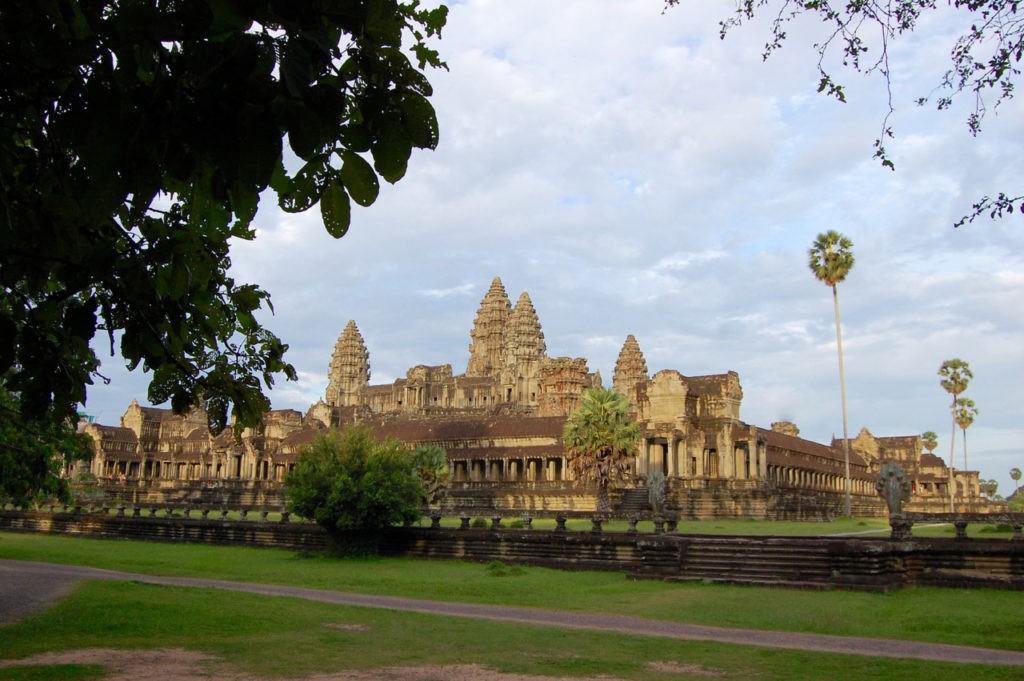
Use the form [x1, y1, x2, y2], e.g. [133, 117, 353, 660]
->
[411, 442, 450, 507]
[285, 426, 423, 533]
[563, 388, 642, 513]
[0, 385, 92, 507]
[0, 1, 446, 499]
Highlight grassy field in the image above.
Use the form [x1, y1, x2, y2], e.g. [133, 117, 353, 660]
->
[2, 530, 1023, 680]
[4, 578, 1023, 681]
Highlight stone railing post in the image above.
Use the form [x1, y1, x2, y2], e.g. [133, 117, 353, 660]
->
[954, 520, 969, 540]
[183, 508, 191, 519]
[280, 511, 290, 523]
[889, 515, 913, 540]
[666, 518, 678, 533]
[132, 507, 141, 518]
[627, 515, 638, 534]
[522, 515, 533, 530]
[459, 515, 471, 530]
[554, 515, 567, 532]
[240, 509, 249, 521]
[201, 508, 210, 519]
[148, 507, 157, 517]
[490, 515, 502, 530]
[590, 516, 603, 534]
[653, 516, 665, 534]
[430, 511, 442, 529]
[117, 506, 126, 517]
[259, 509, 269, 522]
[1013, 522, 1023, 541]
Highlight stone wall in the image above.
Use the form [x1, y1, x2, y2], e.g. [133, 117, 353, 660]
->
[3, 509, 1023, 591]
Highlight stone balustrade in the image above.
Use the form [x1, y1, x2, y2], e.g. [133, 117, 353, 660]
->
[890, 512, 1024, 540]
[3, 502, 697, 535]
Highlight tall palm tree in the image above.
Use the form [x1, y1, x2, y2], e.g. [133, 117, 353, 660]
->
[953, 396, 978, 472]
[808, 230, 855, 516]
[1010, 467, 1021, 493]
[939, 358, 972, 467]
[563, 387, 642, 514]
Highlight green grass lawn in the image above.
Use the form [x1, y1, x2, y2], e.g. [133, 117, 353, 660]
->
[1, 578, 1022, 681]
[2, 531, 1023, 652]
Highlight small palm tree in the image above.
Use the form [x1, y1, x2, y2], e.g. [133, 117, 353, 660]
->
[809, 230, 855, 516]
[938, 359, 972, 469]
[563, 387, 642, 514]
[921, 431, 938, 456]
[953, 397, 978, 472]
[1010, 467, 1021, 493]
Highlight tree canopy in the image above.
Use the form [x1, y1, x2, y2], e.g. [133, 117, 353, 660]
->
[666, 0, 1023, 225]
[0, 0, 448, 470]
[285, 425, 423, 534]
[563, 387, 642, 513]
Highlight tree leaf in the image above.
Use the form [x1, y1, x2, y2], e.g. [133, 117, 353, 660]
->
[320, 179, 351, 238]
[339, 150, 380, 207]
[370, 123, 412, 184]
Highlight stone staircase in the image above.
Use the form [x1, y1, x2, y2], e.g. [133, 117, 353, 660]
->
[615, 488, 650, 516]
[632, 535, 898, 589]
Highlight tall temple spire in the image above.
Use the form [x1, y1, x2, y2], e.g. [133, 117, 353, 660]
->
[503, 292, 546, 365]
[466, 277, 511, 377]
[613, 334, 648, 405]
[500, 291, 547, 403]
[325, 320, 370, 407]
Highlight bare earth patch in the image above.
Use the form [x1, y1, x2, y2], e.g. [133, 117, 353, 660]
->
[0, 648, 631, 681]
[647, 660, 727, 677]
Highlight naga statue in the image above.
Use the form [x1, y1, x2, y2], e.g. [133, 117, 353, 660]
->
[876, 462, 911, 518]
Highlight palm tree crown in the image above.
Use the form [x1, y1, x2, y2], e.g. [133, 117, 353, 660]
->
[921, 431, 938, 454]
[808, 230, 855, 287]
[939, 358, 973, 399]
[563, 387, 641, 513]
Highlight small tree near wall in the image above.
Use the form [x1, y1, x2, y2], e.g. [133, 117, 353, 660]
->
[285, 425, 422, 551]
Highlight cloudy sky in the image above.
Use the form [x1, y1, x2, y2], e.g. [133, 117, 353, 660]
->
[89, 1, 1023, 495]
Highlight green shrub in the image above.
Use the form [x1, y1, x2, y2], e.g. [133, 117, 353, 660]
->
[285, 426, 423, 535]
[470, 517, 488, 528]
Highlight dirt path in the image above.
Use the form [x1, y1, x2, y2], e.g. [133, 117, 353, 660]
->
[3, 558, 1024, 670]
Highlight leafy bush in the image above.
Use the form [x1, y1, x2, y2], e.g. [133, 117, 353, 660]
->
[285, 426, 423, 535]
[470, 517, 488, 528]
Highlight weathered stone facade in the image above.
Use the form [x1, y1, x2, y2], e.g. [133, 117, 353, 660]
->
[79, 277, 986, 518]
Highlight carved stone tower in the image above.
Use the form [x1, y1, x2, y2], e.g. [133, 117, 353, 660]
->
[613, 334, 648, 408]
[536, 357, 590, 417]
[500, 291, 547, 404]
[325, 320, 370, 407]
[466, 277, 511, 378]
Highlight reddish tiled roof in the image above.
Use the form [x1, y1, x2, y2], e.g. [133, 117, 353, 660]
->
[920, 453, 947, 468]
[92, 425, 139, 442]
[735, 423, 871, 477]
[363, 415, 565, 442]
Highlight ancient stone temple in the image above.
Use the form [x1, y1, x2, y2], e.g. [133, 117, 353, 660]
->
[80, 277, 987, 518]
